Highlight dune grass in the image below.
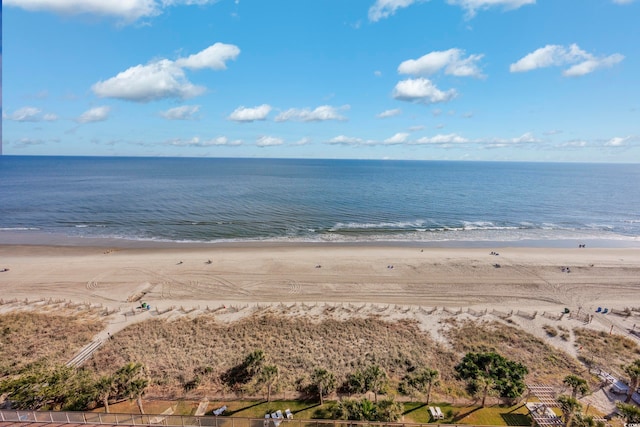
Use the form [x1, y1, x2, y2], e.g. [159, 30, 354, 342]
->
[3, 310, 623, 416]
[90, 315, 460, 398]
[0, 311, 103, 376]
[445, 319, 584, 384]
[573, 328, 640, 377]
[89, 314, 592, 400]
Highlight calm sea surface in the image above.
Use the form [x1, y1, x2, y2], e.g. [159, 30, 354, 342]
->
[1, 156, 639, 247]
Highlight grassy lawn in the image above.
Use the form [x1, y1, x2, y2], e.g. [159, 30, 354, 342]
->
[403, 402, 531, 425]
[105, 399, 532, 426]
[210, 400, 334, 419]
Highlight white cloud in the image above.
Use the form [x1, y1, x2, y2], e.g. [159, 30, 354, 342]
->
[605, 136, 630, 146]
[368, 0, 534, 21]
[256, 136, 284, 147]
[14, 137, 45, 146]
[8, 107, 42, 122]
[368, 0, 416, 22]
[408, 125, 425, 132]
[160, 105, 200, 120]
[167, 136, 242, 147]
[76, 106, 111, 123]
[160, 0, 220, 6]
[228, 104, 272, 122]
[377, 108, 402, 118]
[560, 140, 587, 148]
[3, 0, 158, 22]
[563, 54, 624, 77]
[321, 131, 547, 148]
[167, 137, 203, 146]
[414, 133, 469, 144]
[4, 0, 221, 23]
[482, 132, 540, 148]
[398, 49, 484, 78]
[393, 78, 457, 104]
[374, 70, 383, 77]
[510, 44, 624, 76]
[326, 135, 366, 145]
[612, 0, 635, 4]
[275, 105, 349, 122]
[510, 132, 539, 143]
[384, 133, 410, 144]
[6, 107, 58, 122]
[175, 43, 240, 70]
[93, 60, 204, 102]
[293, 137, 311, 146]
[92, 43, 239, 102]
[510, 44, 581, 72]
[446, 0, 535, 17]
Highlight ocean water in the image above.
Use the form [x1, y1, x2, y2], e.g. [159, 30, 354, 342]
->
[1, 156, 639, 247]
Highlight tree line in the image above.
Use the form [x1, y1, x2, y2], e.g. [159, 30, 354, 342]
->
[2, 351, 640, 425]
[0, 361, 148, 413]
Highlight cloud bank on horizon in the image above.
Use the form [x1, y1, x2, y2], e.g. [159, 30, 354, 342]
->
[3, 0, 639, 162]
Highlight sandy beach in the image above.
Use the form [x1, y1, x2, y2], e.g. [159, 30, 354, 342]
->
[2, 243, 640, 415]
[1, 243, 639, 314]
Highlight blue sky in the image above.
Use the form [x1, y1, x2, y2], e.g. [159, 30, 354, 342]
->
[2, 0, 639, 162]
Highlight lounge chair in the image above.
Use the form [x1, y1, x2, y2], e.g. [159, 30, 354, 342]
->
[429, 406, 437, 420]
[285, 409, 293, 419]
[612, 380, 629, 394]
[213, 405, 227, 416]
[275, 410, 283, 419]
[596, 307, 602, 313]
[435, 407, 445, 419]
[271, 413, 282, 427]
[264, 414, 271, 427]
[603, 308, 609, 314]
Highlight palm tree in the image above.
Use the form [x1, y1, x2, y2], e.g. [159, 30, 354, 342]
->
[475, 375, 496, 407]
[114, 362, 149, 414]
[364, 365, 388, 403]
[558, 395, 582, 427]
[623, 359, 640, 403]
[311, 368, 336, 405]
[129, 378, 149, 414]
[572, 412, 604, 427]
[245, 349, 265, 377]
[417, 368, 439, 404]
[376, 397, 404, 422]
[564, 375, 589, 399]
[95, 375, 115, 413]
[616, 401, 640, 424]
[46, 365, 76, 410]
[260, 364, 279, 402]
[359, 398, 376, 421]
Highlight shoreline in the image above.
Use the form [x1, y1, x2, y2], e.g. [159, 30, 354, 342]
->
[1, 229, 639, 249]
